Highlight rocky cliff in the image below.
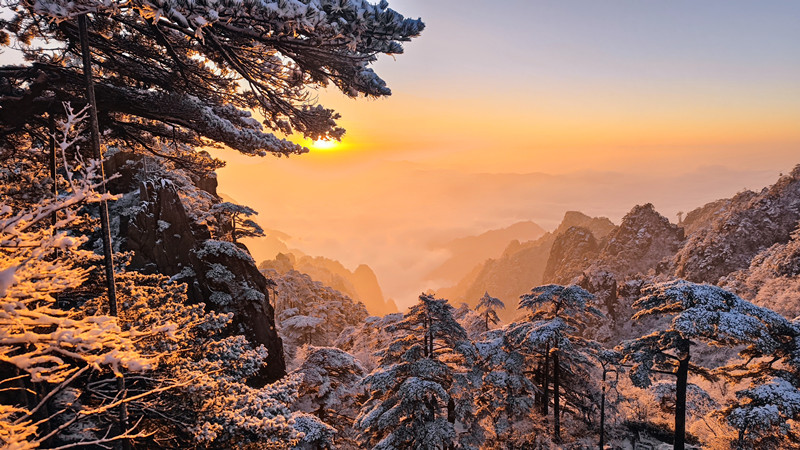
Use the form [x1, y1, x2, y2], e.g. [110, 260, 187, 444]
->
[438, 211, 614, 322]
[542, 226, 601, 284]
[108, 152, 286, 384]
[592, 203, 684, 278]
[674, 166, 800, 284]
[260, 253, 396, 316]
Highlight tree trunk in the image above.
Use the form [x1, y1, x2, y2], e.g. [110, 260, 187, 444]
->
[49, 115, 57, 226]
[553, 349, 560, 443]
[599, 367, 606, 449]
[428, 315, 434, 358]
[675, 347, 690, 450]
[542, 345, 549, 416]
[78, 14, 118, 316]
[79, 15, 128, 449]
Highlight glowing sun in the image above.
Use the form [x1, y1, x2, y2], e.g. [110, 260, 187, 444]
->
[311, 139, 338, 150]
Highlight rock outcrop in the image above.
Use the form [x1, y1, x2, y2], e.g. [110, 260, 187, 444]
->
[260, 253, 396, 316]
[542, 226, 601, 284]
[109, 152, 286, 384]
[674, 166, 800, 284]
[438, 211, 614, 322]
[592, 203, 684, 278]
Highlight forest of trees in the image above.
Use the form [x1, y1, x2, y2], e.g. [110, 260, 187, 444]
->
[0, 0, 424, 447]
[2, 0, 800, 449]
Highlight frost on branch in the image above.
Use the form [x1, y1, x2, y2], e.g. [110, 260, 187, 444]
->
[0, 104, 147, 384]
[476, 291, 504, 330]
[210, 201, 265, 243]
[83, 270, 303, 447]
[509, 284, 603, 442]
[0, 105, 158, 447]
[725, 378, 800, 445]
[3, 0, 424, 156]
[620, 280, 794, 449]
[357, 294, 477, 449]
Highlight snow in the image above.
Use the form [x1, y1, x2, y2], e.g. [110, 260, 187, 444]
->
[0, 266, 17, 298]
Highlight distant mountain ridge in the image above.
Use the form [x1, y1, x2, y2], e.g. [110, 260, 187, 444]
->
[260, 252, 398, 316]
[437, 211, 615, 322]
[437, 164, 800, 323]
[425, 221, 546, 284]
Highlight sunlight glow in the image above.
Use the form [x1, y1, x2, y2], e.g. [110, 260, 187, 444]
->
[311, 139, 338, 151]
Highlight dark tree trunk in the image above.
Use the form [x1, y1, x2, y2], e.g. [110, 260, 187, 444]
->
[447, 397, 455, 423]
[428, 315, 434, 358]
[675, 351, 690, 450]
[600, 367, 607, 449]
[78, 14, 118, 316]
[79, 15, 128, 448]
[553, 349, 560, 443]
[48, 115, 57, 226]
[542, 345, 549, 415]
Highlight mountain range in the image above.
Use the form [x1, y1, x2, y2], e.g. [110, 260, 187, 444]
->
[436, 165, 800, 323]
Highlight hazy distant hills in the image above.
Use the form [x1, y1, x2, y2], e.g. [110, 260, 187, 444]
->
[259, 252, 398, 316]
[437, 165, 800, 323]
[425, 221, 546, 285]
[437, 211, 615, 322]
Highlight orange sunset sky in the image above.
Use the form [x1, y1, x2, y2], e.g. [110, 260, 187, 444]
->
[213, 0, 800, 306]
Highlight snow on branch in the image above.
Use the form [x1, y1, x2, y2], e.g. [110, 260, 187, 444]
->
[0, 103, 148, 384]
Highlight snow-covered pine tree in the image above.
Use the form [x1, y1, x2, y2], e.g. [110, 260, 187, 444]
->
[281, 312, 325, 348]
[91, 271, 309, 448]
[293, 346, 367, 448]
[476, 291, 504, 330]
[506, 284, 602, 443]
[210, 202, 265, 243]
[596, 348, 624, 450]
[453, 302, 489, 340]
[0, 110, 159, 447]
[356, 293, 476, 449]
[473, 329, 551, 448]
[1, 0, 424, 160]
[724, 377, 800, 448]
[716, 313, 799, 447]
[620, 280, 791, 450]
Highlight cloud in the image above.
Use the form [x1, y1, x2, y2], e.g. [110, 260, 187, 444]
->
[223, 158, 787, 308]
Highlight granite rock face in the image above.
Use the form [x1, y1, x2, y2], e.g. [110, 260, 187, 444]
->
[674, 166, 800, 284]
[109, 152, 286, 384]
[592, 203, 684, 278]
[543, 226, 601, 285]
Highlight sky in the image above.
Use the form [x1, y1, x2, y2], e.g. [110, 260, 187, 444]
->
[215, 0, 800, 306]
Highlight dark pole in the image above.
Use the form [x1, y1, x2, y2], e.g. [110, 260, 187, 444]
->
[675, 354, 689, 450]
[553, 349, 560, 443]
[78, 14, 129, 448]
[77, 14, 118, 315]
[49, 115, 57, 226]
[599, 366, 606, 449]
[542, 344, 549, 415]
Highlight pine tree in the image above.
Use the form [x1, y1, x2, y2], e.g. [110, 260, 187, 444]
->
[1, 0, 424, 158]
[506, 284, 602, 443]
[356, 293, 475, 449]
[101, 271, 307, 447]
[473, 328, 550, 448]
[210, 201, 265, 243]
[476, 291, 504, 330]
[620, 280, 791, 450]
[293, 346, 366, 448]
